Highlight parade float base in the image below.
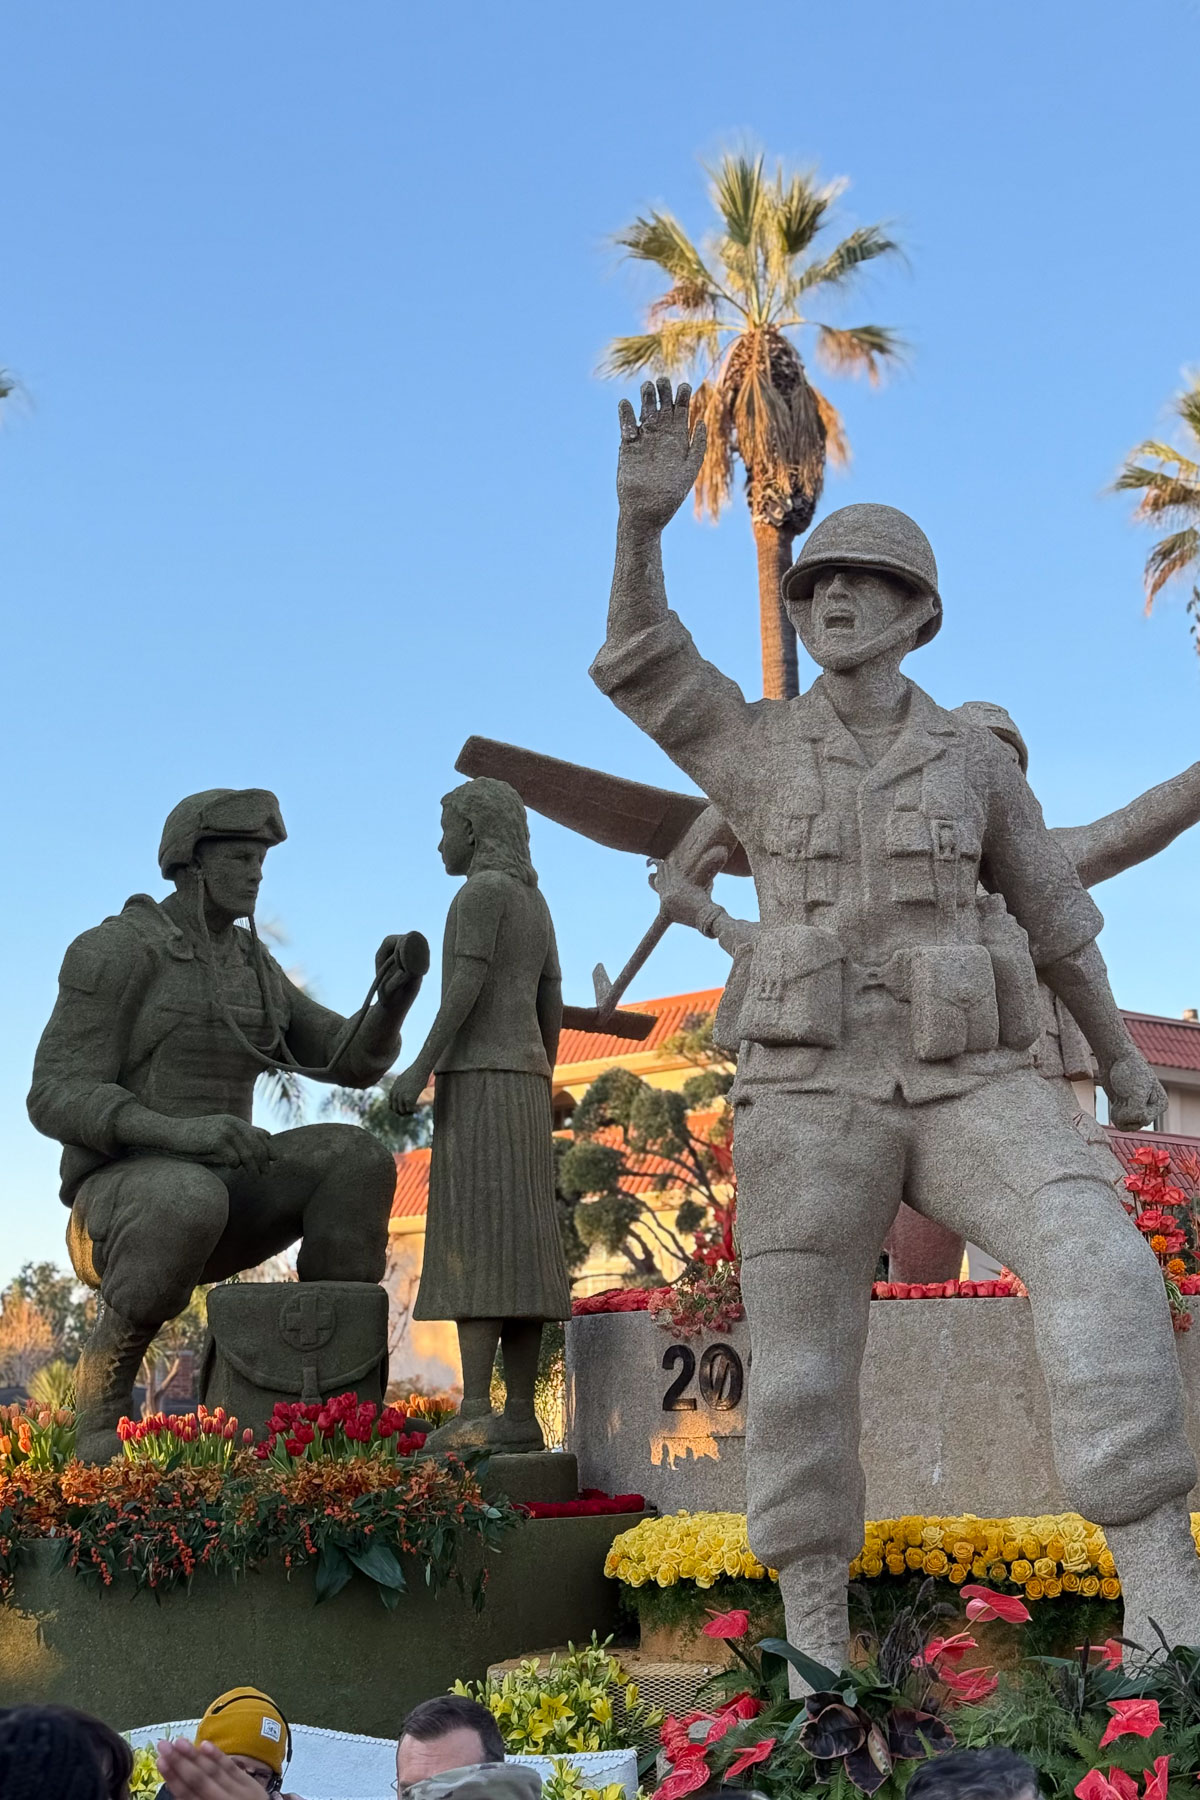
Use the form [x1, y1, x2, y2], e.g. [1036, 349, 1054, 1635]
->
[566, 1299, 1200, 1517]
[0, 1514, 642, 1735]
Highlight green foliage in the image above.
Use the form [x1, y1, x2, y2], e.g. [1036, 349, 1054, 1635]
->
[1114, 373, 1200, 647]
[325, 1084, 433, 1151]
[453, 1634, 664, 1755]
[27, 1360, 76, 1410]
[5, 1262, 95, 1362]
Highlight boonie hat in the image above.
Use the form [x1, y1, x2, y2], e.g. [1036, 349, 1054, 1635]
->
[404, 1764, 543, 1800]
[194, 1687, 289, 1778]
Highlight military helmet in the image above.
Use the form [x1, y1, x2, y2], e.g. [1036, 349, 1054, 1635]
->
[158, 788, 287, 877]
[954, 701, 1029, 774]
[781, 503, 942, 647]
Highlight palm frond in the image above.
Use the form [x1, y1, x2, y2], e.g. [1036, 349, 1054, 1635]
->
[599, 321, 722, 378]
[814, 324, 904, 386]
[614, 211, 715, 288]
[693, 373, 737, 523]
[709, 152, 766, 249]
[1177, 381, 1200, 446]
[1127, 468, 1200, 525]
[811, 385, 851, 468]
[1143, 527, 1200, 611]
[1115, 441, 1200, 483]
[0, 369, 12, 403]
[789, 225, 902, 299]
[648, 279, 720, 320]
[771, 169, 841, 256]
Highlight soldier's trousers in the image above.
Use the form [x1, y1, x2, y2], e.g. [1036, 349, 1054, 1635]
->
[733, 1070, 1196, 1579]
[69, 1124, 395, 1325]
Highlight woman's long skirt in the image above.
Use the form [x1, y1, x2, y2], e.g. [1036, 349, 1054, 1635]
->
[413, 1069, 571, 1322]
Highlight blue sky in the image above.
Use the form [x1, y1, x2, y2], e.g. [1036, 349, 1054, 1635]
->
[2, 1, 1199, 1282]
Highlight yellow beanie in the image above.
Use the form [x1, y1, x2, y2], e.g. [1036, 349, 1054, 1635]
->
[195, 1688, 288, 1777]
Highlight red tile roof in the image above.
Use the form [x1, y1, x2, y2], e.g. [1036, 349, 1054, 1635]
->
[1123, 1012, 1200, 1074]
[556, 988, 723, 1069]
[1105, 1128, 1200, 1184]
[391, 1148, 431, 1220]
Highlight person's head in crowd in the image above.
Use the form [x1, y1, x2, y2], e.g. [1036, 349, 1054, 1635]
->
[39, 1707, 134, 1800]
[191, 1688, 291, 1793]
[905, 1748, 1040, 1800]
[395, 1696, 506, 1792]
[0, 1704, 108, 1800]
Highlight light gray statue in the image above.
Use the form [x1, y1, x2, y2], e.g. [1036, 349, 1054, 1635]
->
[390, 777, 571, 1454]
[28, 788, 428, 1462]
[591, 376, 1200, 1666]
[653, 700, 1200, 1282]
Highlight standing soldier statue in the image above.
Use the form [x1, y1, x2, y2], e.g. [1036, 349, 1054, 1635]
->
[591, 377, 1200, 1666]
[28, 788, 427, 1462]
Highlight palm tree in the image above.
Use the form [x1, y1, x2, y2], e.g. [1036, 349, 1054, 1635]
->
[602, 152, 904, 699]
[1114, 375, 1200, 646]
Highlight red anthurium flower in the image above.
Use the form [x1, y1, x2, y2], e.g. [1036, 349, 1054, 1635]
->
[1076, 1640, 1124, 1671]
[653, 1757, 710, 1800]
[721, 1694, 764, 1721]
[702, 1608, 751, 1639]
[1099, 1699, 1162, 1748]
[916, 1632, 977, 1668]
[1075, 1772, 1134, 1800]
[1142, 1756, 1170, 1800]
[725, 1739, 777, 1781]
[961, 1584, 1032, 1624]
[940, 1666, 998, 1703]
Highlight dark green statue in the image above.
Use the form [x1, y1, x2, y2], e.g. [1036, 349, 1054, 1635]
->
[28, 788, 428, 1462]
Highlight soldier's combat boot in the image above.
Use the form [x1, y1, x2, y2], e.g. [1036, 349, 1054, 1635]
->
[74, 1303, 157, 1465]
[1107, 1500, 1200, 1656]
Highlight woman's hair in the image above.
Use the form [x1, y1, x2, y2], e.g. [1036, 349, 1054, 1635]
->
[39, 1709, 133, 1799]
[0, 1706, 109, 1800]
[443, 778, 537, 887]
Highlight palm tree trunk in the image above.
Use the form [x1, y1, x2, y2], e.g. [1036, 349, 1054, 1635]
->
[753, 518, 798, 699]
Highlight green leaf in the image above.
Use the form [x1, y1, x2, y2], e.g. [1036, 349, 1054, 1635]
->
[758, 1635, 842, 1691]
[347, 1541, 407, 1593]
[314, 1543, 353, 1605]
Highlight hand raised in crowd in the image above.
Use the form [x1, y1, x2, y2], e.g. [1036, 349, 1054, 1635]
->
[156, 1738, 304, 1800]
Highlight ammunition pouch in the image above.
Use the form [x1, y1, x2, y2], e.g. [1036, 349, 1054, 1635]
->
[909, 944, 999, 1061]
[734, 923, 844, 1048]
[977, 894, 1042, 1051]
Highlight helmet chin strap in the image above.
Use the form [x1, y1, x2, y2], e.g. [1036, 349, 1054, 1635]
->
[792, 594, 936, 674]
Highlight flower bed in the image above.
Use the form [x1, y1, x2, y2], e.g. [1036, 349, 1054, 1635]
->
[523, 1489, 647, 1520]
[573, 1277, 1027, 1320]
[645, 1597, 1200, 1800]
[606, 1509, 1200, 1610]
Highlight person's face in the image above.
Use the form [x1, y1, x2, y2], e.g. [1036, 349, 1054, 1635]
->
[395, 1727, 488, 1792]
[227, 1752, 280, 1793]
[438, 805, 474, 877]
[194, 837, 269, 919]
[795, 566, 917, 669]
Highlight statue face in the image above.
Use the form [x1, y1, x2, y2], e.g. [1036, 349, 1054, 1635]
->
[194, 836, 269, 919]
[439, 804, 474, 876]
[795, 566, 919, 671]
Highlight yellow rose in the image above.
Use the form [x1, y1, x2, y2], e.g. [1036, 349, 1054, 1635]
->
[1011, 1560, 1033, 1584]
[1062, 1572, 1080, 1592]
[906, 1547, 925, 1571]
[923, 1550, 949, 1576]
[1043, 1578, 1062, 1598]
[1098, 1552, 1117, 1578]
[1033, 1558, 1056, 1579]
[948, 1564, 968, 1584]
[887, 1555, 906, 1576]
[863, 1557, 884, 1579]
[1025, 1578, 1045, 1600]
[989, 1562, 1009, 1583]
[1101, 1578, 1121, 1600]
[1081, 1575, 1100, 1598]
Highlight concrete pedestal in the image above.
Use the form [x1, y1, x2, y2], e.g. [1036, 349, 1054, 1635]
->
[566, 1300, 1200, 1518]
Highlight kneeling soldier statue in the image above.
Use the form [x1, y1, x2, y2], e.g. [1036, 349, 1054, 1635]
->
[592, 378, 1200, 1664]
[28, 788, 427, 1462]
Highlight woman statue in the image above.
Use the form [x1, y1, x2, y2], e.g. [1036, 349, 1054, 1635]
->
[390, 777, 571, 1452]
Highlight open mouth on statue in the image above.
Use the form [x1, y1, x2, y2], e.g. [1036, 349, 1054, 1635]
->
[823, 607, 856, 631]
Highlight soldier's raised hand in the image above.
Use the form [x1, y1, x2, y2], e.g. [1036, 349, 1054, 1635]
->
[616, 378, 707, 530]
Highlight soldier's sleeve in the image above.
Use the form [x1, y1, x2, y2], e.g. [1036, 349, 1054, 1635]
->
[979, 737, 1104, 967]
[27, 923, 142, 1153]
[589, 610, 759, 816]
